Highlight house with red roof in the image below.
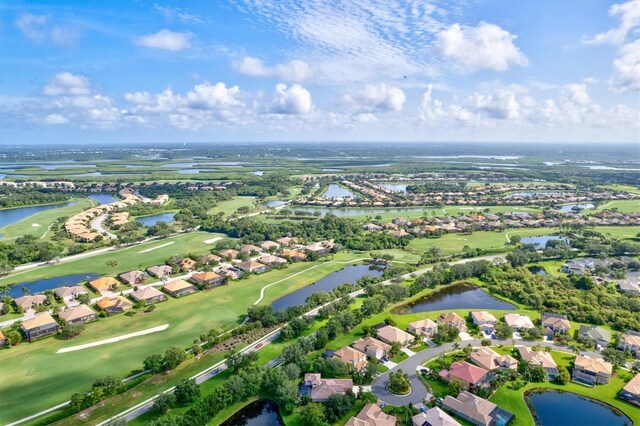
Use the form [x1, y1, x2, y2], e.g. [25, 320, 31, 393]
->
[439, 361, 491, 391]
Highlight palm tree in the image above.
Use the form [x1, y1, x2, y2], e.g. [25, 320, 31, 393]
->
[0, 284, 9, 298]
[21, 286, 30, 296]
[453, 342, 460, 351]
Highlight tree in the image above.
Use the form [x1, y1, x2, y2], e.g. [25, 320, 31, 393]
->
[299, 403, 328, 426]
[555, 365, 570, 385]
[494, 323, 514, 340]
[174, 378, 200, 404]
[226, 350, 258, 373]
[60, 323, 85, 339]
[359, 391, 378, 404]
[601, 348, 627, 370]
[144, 353, 165, 373]
[5, 330, 22, 346]
[388, 369, 411, 395]
[314, 358, 349, 377]
[163, 345, 187, 370]
[323, 393, 355, 423]
[106, 259, 118, 274]
[153, 393, 176, 414]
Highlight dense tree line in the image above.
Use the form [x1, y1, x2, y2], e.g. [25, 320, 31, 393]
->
[0, 188, 69, 208]
[0, 235, 63, 272]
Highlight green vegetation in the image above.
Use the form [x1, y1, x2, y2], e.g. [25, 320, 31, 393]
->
[207, 196, 260, 216]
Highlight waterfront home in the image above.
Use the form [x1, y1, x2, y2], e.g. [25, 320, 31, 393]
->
[442, 391, 514, 426]
[13, 294, 47, 311]
[439, 362, 491, 391]
[146, 264, 173, 278]
[190, 271, 224, 288]
[376, 325, 415, 346]
[54, 285, 88, 301]
[96, 296, 133, 315]
[177, 258, 197, 271]
[130, 286, 167, 304]
[218, 249, 239, 259]
[301, 373, 353, 402]
[89, 277, 120, 293]
[408, 318, 438, 337]
[237, 260, 270, 274]
[517, 346, 558, 379]
[578, 325, 611, 348]
[572, 355, 613, 385]
[20, 313, 59, 341]
[58, 304, 97, 324]
[238, 244, 261, 254]
[352, 336, 391, 360]
[258, 255, 288, 266]
[346, 403, 397, 426]
[118, 270, 146, 286]
[619, 373, 640, 406]
[332, 346, 368, 371]
[260, 240, 280, 251]
[437, 312, 468, 332]
[470, 311, 498, 333]
[617, 331, 640, 356]
[412, 407, 461, 426]
[541, 313, 571, 336]
[163, 279, 197, 298]
[503, 314, 535, 330]
[469, 347, 517, 371]
[281, 250, 307, 261]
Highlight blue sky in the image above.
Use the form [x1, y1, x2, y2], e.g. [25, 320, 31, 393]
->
[1, 0, 638, 144]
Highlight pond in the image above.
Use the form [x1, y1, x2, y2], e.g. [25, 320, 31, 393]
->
[271, 264, 383, 311]
[394, 283, 516, 314]
[521, 235, 569, 249]
[321, 184, 356, 199]
[265, 200, 288, 207]
[134, 212, 176, 227]
[88, 194, 117, 205]
[251, 170, 264, 176]
[221, 400, 283, 426]
[7, 273, 100, 298]
[379, 183, 408, 193]
[528, 266, 550, 276]
[288, 206, 427, 217]
[558, 203, 595, 212]
[526, 389, 632, 426]
[0, 201, 76, 229]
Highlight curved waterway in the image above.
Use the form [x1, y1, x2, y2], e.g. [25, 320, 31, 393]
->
[7, 273, 99, 298]
[0, 201, 75, 229]
[221, 400, 283, 426]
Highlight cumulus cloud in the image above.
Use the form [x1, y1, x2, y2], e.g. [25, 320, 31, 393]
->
[136, 29, 191, 51]
[44, 72, 91, 96]
[44, 113, 69, 125]
[612, 39, 640, 92]
[346, 83, 406, 112]
[14, 13, 80, 47]
[437, 22, 528, 71]
[269, 83, 313, 114]
[583, 0, 640, 45]
[235, 57, 312, 82]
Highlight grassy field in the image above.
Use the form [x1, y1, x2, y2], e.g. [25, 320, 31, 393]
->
[207, 196, 259, 216]
[600, 184, 640, 195]
[0, 198, 94, 240]
[593, 199, 640, 213]
[0, 251, 367, 424]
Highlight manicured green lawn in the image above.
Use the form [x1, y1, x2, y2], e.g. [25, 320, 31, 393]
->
[0, 198, 94, 240]
[207, 196, 259, 216]
[593, 199, 640, 213]
[369, 249, 421, 263]
[407, 228, 545, 255]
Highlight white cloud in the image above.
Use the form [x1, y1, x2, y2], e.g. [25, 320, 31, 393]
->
[469, 90, 521, 119]
[346, 83, 406, 112]
[14, 13, 80, 47]
[353, 113, 378, 123]
[154, 4, 204, 24]
[44, 113, 69, 124]
[44, 72, 91, 96]
[612, 38, 640, 92]
[437, 22, 528, 71]
[583, 0, 640, 45]
[270, 83, 313, 114]
[562, 83, 591, 105]
[136, 29, 191, 51]
[185, 82, 241, 110]
[235, 57, 312, 82]
[15, 13, 48, 42]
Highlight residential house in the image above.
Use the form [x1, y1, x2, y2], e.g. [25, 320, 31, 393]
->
[239, 244, 261, 255]
[437, 312, 467, 332]
[177, 258, 197, 271]
[306, 240, 335, 256]
[517, 346, 559, 378]
[146, 264, 173, 278]
[237, 260, 270, 274]
[578, 325, 611, 348]
[54, 285, 88, 301]
[442, 391, 514, 426]
[412, 407, 461, 426]
[470, 311, 498, 333]
[503, 314, 535, 330]
[258, 255, 288, 266]
[469, 347, 517, 371]
[14, 294, 47, 311]
[281, 250, 307, 261]
[346, 403, 397, 426]
[89, 277, 120, 293]
[619, 373, 640, 406]
[541, 313, 571, 336]
[163, 279, 198, 298]
[276, 237, 298, 247]
[352, 337, 391, 360]
[190, 271, 225, 288]
[332, 346, 368, 371]
[376, 325, 415, 346]
[219, 265, 242, 280]
[96, 296, 133, 315]
[617, 331, 640, 356]
[439, 362, 491, 391]
[21, 313, 59, 341]
[118, 270, 146, 286]
[572, 355, 613, 385]
[130, 286, 167, 304]
[218, 249, 239, 260]
[58, 304, 97, 324]
[408, 319, 438, 337]
[202, 253, 222, 264]
[260, 240, 280, 251]
[301, 373, 353, 402]
[362, 223, 383, 232]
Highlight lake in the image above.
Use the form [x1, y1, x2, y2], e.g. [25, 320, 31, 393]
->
[221, 400, 283, 426]
[558, 203, 595, 212]
[88, 194, 117, 205]
[271, 264, 383, 311]
[252, 170, 264, 176]
[134, 212, 176, 226]
[288, 206, 427, 217]
[265, 200, 288, 207]
[521, 235, 569, 249]
[526, 389, 632, 426]
[7, 273, 100, 298]
[321, 184, 356, 199]
[395, 283, 516, 314]
[0, 201, 75, 228]
[379, 183, 408, 193]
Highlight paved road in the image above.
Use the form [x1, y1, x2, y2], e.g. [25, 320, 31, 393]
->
[91, 214, 117, 239]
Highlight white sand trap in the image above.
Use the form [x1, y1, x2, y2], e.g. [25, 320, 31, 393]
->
[204, 237, 223, 244]
[57, 324, 169, 353]
[32, 223, 42, 227]
[138, 242, 174, 253]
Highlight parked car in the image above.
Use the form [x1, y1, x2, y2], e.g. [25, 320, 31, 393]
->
[255, 342, 264, 349]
